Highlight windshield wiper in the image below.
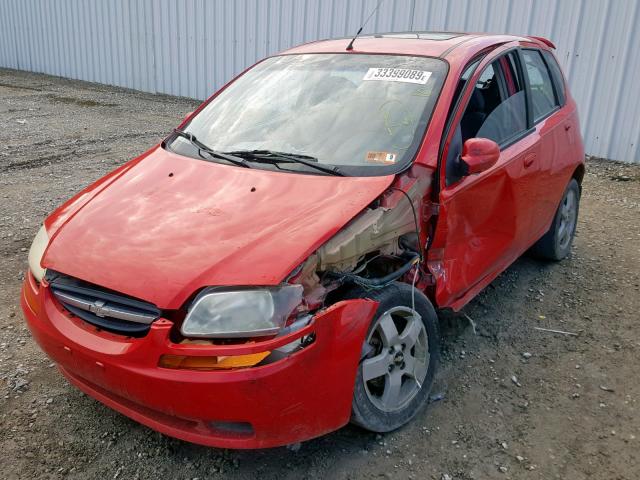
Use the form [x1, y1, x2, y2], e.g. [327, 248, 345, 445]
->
[224, 149, 344, 176]
[172, 129, 251, 169]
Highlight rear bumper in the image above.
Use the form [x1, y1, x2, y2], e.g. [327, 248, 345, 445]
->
[21, 272, 377, 448]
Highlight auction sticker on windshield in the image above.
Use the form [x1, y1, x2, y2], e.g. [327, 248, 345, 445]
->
[363, 68, 432, 84]
[365, 151, 397, 164]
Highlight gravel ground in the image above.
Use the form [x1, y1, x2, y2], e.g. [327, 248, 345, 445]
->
[1, 68, 639, 480]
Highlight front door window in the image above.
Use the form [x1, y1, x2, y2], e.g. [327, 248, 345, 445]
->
[446, 52, 528, 185]
[461, 52, 527, 146]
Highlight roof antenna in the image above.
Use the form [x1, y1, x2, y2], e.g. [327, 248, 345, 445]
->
[346, 0, 385, 51]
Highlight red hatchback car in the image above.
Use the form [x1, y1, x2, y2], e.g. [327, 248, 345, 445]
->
[21, 32, 584, 448]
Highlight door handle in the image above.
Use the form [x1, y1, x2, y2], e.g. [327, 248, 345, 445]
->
[564, 124, 572, 132]
[524, 153, 536, 168]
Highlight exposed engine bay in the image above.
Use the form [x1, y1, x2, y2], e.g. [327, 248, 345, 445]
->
[289, 164, 435, 312]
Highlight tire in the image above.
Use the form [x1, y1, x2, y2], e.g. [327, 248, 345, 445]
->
[530, 178, 580, 261]
[348, 282, 440, 432]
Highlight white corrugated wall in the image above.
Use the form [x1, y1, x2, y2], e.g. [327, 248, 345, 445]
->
[0, 0, 638, 163]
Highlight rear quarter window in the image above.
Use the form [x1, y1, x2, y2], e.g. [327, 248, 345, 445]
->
[522, 49, 559, 122]
[541, 50, 566, 106]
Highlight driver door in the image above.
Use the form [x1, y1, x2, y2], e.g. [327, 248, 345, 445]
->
[430, 49, 539, 310]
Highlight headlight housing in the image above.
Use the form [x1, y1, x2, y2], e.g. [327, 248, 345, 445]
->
[181, 285, 303, 338]
[28, 225, 49, 282]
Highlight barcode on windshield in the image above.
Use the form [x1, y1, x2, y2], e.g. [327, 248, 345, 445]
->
[363, 68, 432, 84]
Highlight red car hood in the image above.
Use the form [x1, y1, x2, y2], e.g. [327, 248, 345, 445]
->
[43, 147, 394, 309]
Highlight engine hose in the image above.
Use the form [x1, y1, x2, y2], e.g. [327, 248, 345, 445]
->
[334, 253, 421, 288]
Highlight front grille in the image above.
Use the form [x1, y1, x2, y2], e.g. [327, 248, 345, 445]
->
[47, 271, 161, 337]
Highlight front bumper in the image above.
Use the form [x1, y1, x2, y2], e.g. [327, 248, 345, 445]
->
[20, 272, 377, 448]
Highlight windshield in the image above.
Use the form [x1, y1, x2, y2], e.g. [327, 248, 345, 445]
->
[168, 53, 447, 176]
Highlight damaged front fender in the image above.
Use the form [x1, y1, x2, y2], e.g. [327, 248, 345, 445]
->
[316, 165, 434, 272]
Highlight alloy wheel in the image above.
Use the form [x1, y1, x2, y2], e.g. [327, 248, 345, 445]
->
[361, 306, 429, 413]
[558, 188, 577, 251]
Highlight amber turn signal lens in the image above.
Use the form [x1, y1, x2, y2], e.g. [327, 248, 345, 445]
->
[23, 274, 40, 315]
[158, 351, 270, 371]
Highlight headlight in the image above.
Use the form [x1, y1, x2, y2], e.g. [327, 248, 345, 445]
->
[181, 285, 303, 338]
[28, 225, 49, 282]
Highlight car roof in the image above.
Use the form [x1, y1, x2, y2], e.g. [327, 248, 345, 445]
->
[281, 31, 543, 61]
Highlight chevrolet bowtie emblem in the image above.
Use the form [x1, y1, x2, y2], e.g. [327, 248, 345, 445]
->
[89, 300, 109, 318]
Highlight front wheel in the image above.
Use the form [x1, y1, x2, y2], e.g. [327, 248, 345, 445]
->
[350, 282, 440, 432]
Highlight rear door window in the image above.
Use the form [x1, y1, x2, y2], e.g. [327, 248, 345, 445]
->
[522, 49, 559, 122]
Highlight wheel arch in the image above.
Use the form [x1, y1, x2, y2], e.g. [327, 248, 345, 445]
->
[572, 163, 585, 190]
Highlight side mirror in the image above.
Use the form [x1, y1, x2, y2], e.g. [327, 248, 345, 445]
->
[460, 138, 500, 175]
